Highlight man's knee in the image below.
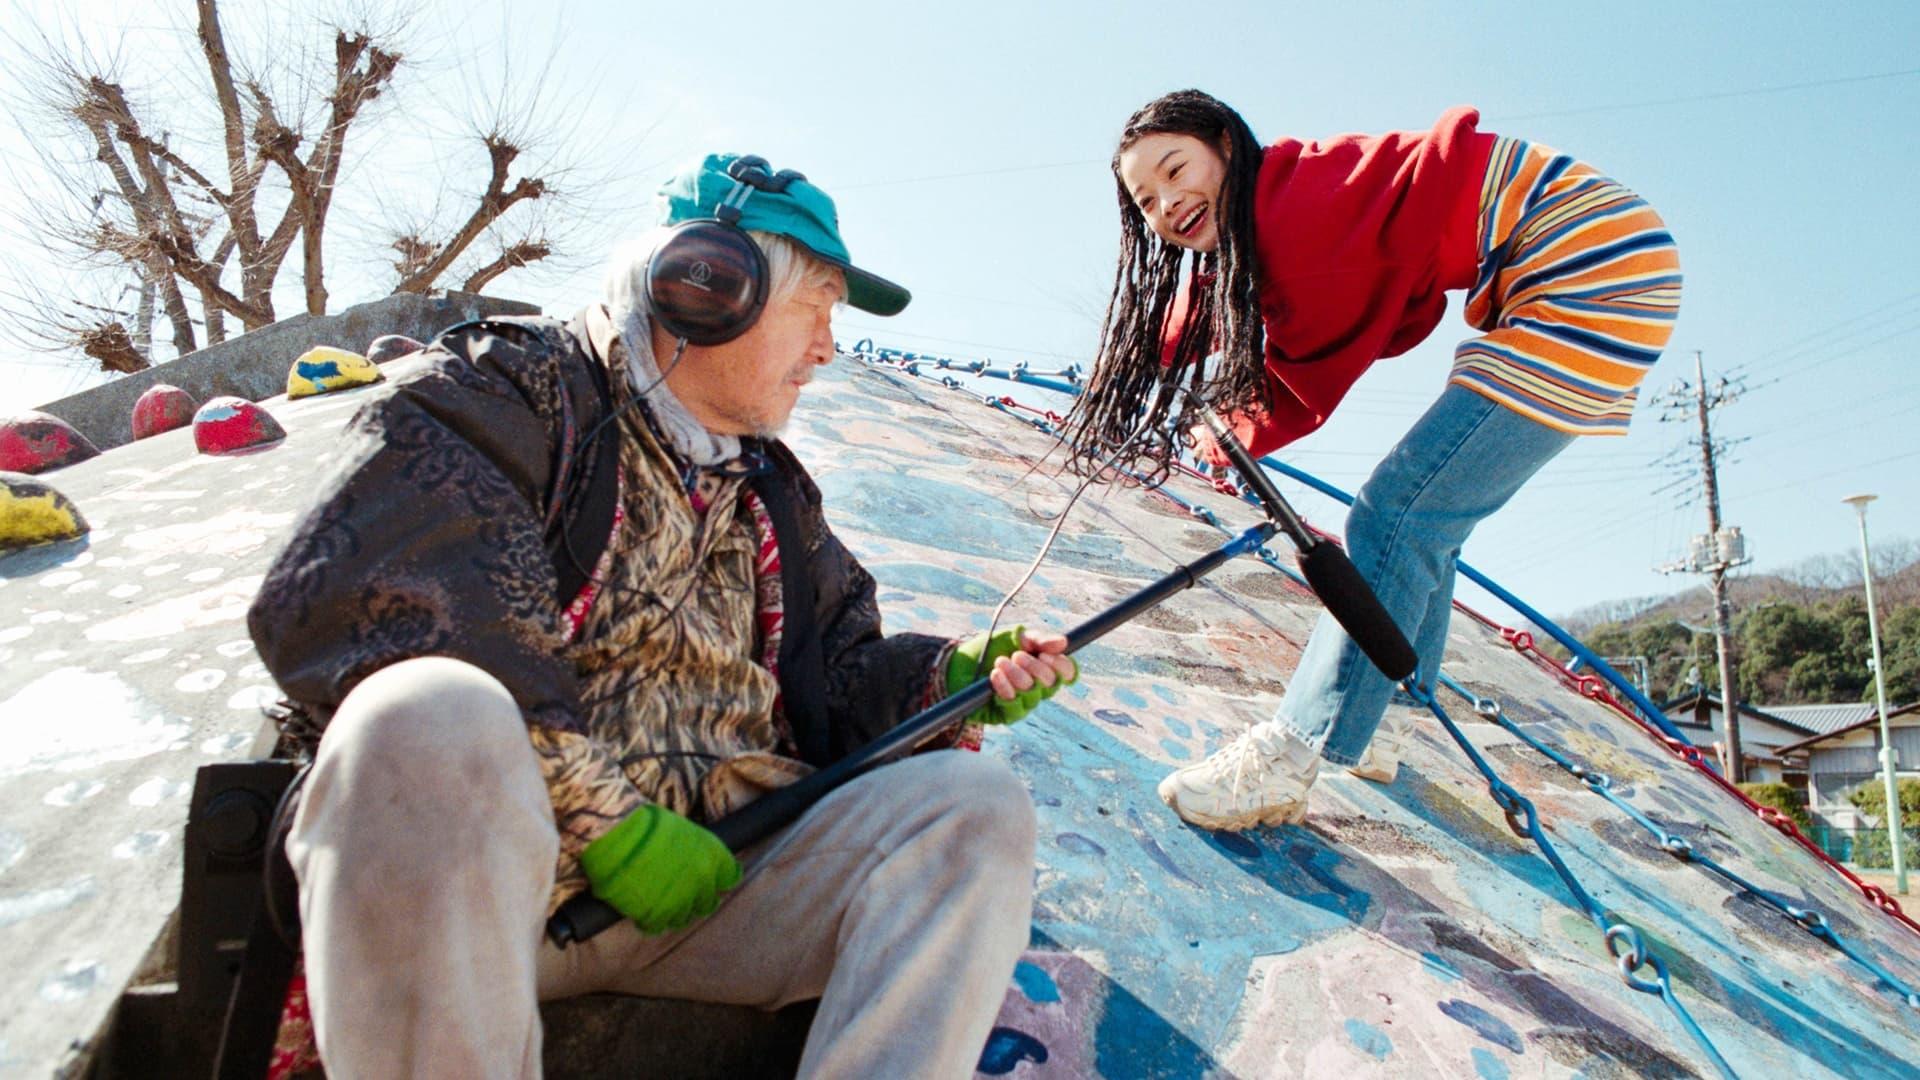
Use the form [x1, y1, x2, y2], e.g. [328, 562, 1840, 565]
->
[915, 752, 1038, 864]
[300, 656, 548, 870]
[323, 656, 526, 774]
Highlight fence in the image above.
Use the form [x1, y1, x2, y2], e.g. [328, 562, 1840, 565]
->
[1806, 824, 1920, 868]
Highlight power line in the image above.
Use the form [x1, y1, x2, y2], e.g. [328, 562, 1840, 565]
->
[1735, 290, 1920, 377]
[1744, 316, 1920, 392]
[1489, 67, 1920, 122]
[836, 158, 1103, 191]
[1740, 392, 1920, 458]
[918, 287, 1095, 318]
[1738, 445, 1920, 500]
[1479, 508, 1662, 576]
[837, 69, 1920, 191]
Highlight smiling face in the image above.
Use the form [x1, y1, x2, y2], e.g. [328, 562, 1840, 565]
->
[1116, 132, 1230, 253]
[663, 270, 844, 437]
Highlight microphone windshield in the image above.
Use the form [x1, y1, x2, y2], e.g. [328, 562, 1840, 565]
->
[1297, 542, 1418, 682]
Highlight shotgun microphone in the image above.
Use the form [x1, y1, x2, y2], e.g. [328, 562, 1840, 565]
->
[1190, 402, 1417, 682]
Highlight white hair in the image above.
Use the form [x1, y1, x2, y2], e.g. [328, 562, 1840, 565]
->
[603, 226, 845, 329]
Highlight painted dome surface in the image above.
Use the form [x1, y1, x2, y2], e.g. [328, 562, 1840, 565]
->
[786, 361, 1920, 1079]
[0, 354, 1915, 1078]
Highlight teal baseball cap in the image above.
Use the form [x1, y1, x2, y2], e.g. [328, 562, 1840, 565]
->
[657, 153, 911, 317]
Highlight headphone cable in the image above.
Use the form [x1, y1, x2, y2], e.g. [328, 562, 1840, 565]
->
[978, 410, 1161, 653]
[553, 335, 691, 597]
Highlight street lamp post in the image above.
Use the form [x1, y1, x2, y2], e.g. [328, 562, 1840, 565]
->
[1843, 493, 1906, 895]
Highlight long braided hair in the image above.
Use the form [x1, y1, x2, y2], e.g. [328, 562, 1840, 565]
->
[1061, 89, 1267, 482]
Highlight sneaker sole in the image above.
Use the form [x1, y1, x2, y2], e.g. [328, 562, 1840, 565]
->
[1160, 792, 1307, 831]
[1346, 762, 1398, 784]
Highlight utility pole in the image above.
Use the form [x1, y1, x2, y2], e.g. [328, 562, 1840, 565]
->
[1844, 493, 1906, 894]
[1695, 348, 1745, 782]
[1655, 351, 1752, 780]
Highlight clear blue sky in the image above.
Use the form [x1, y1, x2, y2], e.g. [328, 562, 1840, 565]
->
[4, 0, 1918, 621]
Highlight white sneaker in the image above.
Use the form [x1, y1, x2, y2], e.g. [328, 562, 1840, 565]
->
[1157, 722, 1321, 830]
[1348, 709, 1413, 783]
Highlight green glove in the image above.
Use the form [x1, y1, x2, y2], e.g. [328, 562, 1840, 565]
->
[947, 624, 1077, 725]
[580, 804, 741, 935]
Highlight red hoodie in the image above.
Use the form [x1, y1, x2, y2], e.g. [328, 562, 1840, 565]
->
[1168, 106, 1497, 456]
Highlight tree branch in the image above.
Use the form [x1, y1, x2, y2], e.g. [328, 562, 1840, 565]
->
[151, 253, 197, 353]
[394, 134, 546, 293]
[72, 85, 214, 346]
[203, 230, 238, 345]
[101, 220, 270, 326]
[252, 32, 400, 314]
[462, 239, 550, 293]
[78, 319, 147, 373]
[194, 0, 262, 262]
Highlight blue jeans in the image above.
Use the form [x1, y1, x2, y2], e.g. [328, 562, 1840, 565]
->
[1276, 386, 1574, 764]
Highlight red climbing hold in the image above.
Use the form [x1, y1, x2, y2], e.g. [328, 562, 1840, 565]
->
[0, 411, 99, 475]
[131, 384, 199, 440]
[192, 397, 286, 455]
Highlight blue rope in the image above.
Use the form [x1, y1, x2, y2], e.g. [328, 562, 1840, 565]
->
[974, 368, 1084, 396]
[849, 349, 1920, 1074]
[1441, 672, 1920, 1013]
[1405, 684, 1739, 1078]
[1250, 455, 1693, 745]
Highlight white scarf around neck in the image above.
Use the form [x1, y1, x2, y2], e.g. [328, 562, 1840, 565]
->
[615, 308, 742, 467]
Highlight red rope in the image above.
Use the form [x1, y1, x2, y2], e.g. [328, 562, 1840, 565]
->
[895, 366, 1920, 941]
[1455, 612, 1920, 938]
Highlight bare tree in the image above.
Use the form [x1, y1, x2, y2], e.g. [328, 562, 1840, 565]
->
[371, 11, 636, 303]
[2, 0, 604, 373]
[390, 133, 546, 294]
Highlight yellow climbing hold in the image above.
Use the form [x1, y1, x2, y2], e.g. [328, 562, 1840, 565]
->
[0, 472, 88, 552]
[287, 346, 383, 399]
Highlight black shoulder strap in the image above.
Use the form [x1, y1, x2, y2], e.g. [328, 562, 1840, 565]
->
[431, 315, 546, 341]
[550, 321, 624, 605]
[426, 313, 620, 604]
[750, 453, 833, 767]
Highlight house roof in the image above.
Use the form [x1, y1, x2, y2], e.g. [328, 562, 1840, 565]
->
[1657, 687, 1821, 737]
[1763, 703, 1879, 736]
[1776, 702, 1920, 757]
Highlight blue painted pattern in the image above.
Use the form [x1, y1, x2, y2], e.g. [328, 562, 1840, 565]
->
[777, 357, 1920, 1078]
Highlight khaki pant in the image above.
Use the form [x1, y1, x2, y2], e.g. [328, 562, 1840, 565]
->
[288, 657, 1036, 1079]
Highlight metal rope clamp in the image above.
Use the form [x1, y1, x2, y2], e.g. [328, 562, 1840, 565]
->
[1603, 923, 1665, 994]
[1790, 907, 1830, 936]
[1491, 783, 1533, 839]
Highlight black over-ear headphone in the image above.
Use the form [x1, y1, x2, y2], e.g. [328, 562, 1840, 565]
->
[645, 155, 809, 346]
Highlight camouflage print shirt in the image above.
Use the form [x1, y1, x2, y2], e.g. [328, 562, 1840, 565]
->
[248, 308, 960, 908]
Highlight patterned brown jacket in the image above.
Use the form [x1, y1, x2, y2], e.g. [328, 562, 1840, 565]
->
[247, 307, 958, 905]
